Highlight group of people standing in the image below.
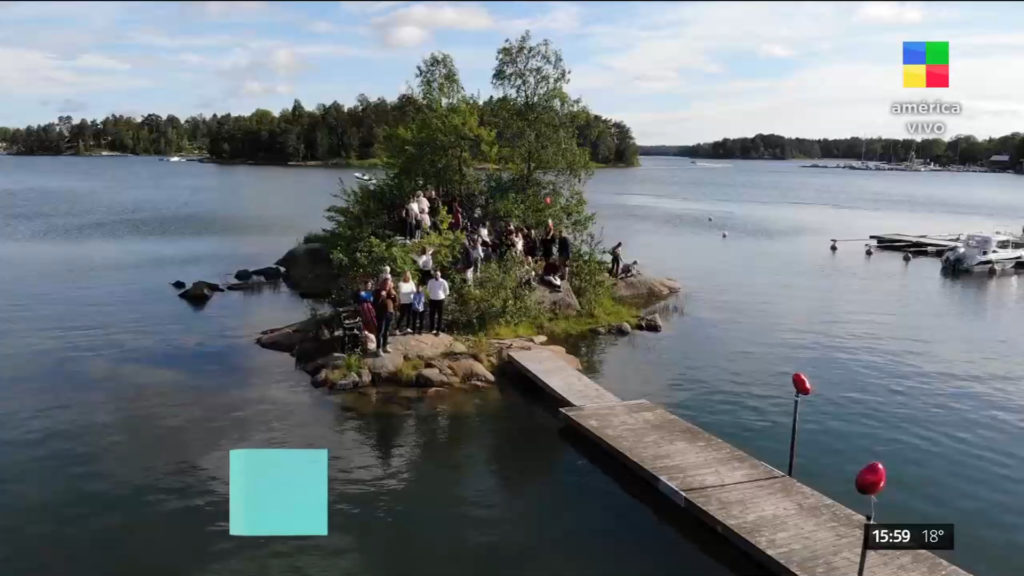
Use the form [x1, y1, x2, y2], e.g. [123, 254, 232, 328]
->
[356, 265, 450, 356]
[404, 190, 438, 241]
[461, 219, 572, 290]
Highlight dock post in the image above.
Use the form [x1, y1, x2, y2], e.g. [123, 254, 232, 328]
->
[788, 373, 812, 476]
[855, 462, 887, 576]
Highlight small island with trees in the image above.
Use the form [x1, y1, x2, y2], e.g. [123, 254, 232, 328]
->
[166, 32, 676, 396]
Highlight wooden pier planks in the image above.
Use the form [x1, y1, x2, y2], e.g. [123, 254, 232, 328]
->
[507, 348, 621, 407]
[509, 349, 973, 576]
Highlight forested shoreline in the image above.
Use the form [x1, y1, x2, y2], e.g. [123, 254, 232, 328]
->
[0, 96, 639, 167]
[639, 132, 1024, 166]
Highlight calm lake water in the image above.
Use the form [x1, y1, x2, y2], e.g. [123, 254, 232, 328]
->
[1, 155, 1022, 575]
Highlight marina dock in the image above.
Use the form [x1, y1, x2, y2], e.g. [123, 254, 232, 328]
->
[509, 348, 972, 576]
[868, 233, 962, 256]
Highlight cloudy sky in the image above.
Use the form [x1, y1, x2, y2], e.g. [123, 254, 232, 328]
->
[2, 1, 1023, 144]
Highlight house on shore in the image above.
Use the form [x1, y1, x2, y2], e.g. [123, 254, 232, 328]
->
[987, 154, 1012, 170]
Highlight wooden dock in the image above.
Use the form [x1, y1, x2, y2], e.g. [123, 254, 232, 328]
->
[869, 233, 961, 256]
[509, 349, 972, 576]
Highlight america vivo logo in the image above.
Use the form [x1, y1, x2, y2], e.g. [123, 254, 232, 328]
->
[903, 41, 948, 88]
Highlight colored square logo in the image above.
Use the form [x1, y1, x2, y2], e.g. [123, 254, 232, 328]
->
[903, 42, 926, 65]
[229, 449, 328, 536]
[903, 42, 948, 88]
[927, 65, 949, 88]
[926, 42, 949, 65]
[903, 65, 926, 88]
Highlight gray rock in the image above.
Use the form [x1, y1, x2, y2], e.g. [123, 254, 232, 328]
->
[331, 374, 362, 392]
[591, 326, 608, 335]
[358, 368, 372, 387]
[616, 322, 632, 335]
[530, 335, 548, 344]
[613, 275, 681, 303]
[256, 328, 306, 353]
[363, 353, 405, 379]
[196, 281, 224, 292]
[449, 359, 495, 383]
[532, 282, 581, 316]
[638, 313, 663, 332]
[170, 280, 186, 289]
[178, 282, 213, 303]
[234, 269, 253, 281]
[414, 368, 448, 388]
[276, 243, 337, 297]
[252, 266, 283, 281]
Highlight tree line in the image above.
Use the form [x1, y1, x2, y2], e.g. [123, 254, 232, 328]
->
[0, 96, 638, 167]
[638, 133, 1024, 166]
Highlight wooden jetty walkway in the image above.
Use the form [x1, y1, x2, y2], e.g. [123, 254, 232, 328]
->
[869, 233, 961, 256]
[508, 348, 972, 576]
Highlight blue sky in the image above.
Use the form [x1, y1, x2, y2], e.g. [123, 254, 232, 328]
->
[2, 1, 1024, 143]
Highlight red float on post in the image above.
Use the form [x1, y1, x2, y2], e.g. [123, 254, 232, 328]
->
[856, 461, 886, 576]
[792, 372, 812, 396]
[787, 373, 812, 476]
[856, 461, 887, 496]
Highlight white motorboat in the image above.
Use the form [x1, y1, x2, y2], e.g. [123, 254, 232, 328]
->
[354, 172, 376, 184]
[941, 232, 1024, 274]
[161, 156, 185, 162]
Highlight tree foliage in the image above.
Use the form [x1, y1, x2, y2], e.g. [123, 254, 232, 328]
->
[639, 132, 1024, 167]
[317, 32, 624, 333]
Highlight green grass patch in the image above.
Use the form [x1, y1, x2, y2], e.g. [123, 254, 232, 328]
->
[395, 358, 425, 385]
[483, 297, 637, 339]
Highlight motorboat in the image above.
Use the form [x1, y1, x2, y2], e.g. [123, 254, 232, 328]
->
[162, 156, 185, 162]
[941, 232, 1024, 274]
[354, 172, 376, 184]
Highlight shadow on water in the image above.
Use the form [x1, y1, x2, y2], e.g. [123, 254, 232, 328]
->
[501, 370, 768, 576]
[557, 426, 770, 576]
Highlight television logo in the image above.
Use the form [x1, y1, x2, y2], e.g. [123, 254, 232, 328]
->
[903, 42, 948, 88]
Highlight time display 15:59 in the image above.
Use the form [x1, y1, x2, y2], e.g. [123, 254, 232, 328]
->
[866, 523, 954, 550]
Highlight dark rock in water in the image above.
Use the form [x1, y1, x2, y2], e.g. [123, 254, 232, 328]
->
[234, 269, 253, 282]
[293, 338, 340, 364]
[256, 328, 306, 353]
[170, 280, 186, 289]
[196, 281, 224, 292]
[227, 281, 275, 292]
[276, 243, 336, 298]
[591, 326, 608, 335]
[414, 368, 448, 388]
[178, 282, 213, 303]
[616, 322, 632, 335]
[252, 266, 283, 281]
[637, 313, 664, 332]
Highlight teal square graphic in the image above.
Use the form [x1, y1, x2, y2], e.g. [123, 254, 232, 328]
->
[229, 449, 328, 536]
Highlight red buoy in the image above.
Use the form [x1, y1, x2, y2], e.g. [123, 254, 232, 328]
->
[545, 196, 552, 205]
[855, 462, 886, 496]
[792, 372, 812, 396]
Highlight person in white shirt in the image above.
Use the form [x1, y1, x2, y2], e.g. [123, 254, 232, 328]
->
[419, 208, 431, 235]
[426, 269, 450, 335]
[405, 197, 419, 240]
[416, 190, 430, 216]
[396, 271, 417, 334]
[416, 246, 433, 285]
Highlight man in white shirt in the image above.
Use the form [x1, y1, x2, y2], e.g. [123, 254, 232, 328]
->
[426, 269, 450, 336]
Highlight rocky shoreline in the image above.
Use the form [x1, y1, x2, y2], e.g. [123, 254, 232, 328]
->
[172, 242, 682, 396]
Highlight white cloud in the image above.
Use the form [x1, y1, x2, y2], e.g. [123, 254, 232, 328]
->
[855, 2, 924, 24]
[71, 53, 132, 71]
[371, 2, 493, 47]
[268, 48, 301, 75]
[340, 1, 407, 14]
[505, 2, 582, 33]
[308, 21, 338, 34]
[758, 44, 796, 58]
[200, 1, 268, 18]
[0, 47, 146, 95]
[241, 80, 292, 96]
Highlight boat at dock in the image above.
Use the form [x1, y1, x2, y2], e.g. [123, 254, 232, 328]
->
[354, 172, 377, 184]
[941, 233, 1024, 274]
